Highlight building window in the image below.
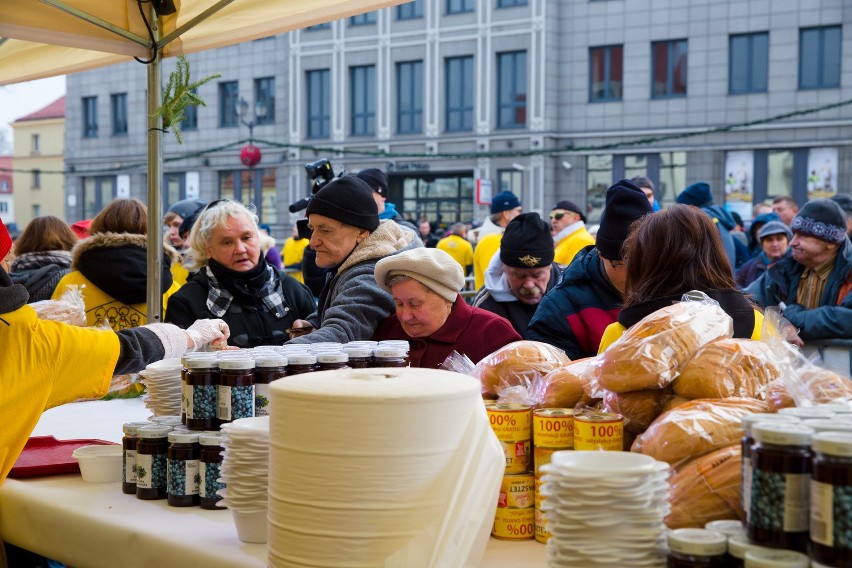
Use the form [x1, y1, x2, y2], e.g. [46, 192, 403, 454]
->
[350, 65, 376, 136]
[397, 0, 423, 19]
[651, 39, 687, 98]
[219, 81, 239, 127]
[82, 176, 117, 218]
[218, 168, 278, 223]
[32, 169, 41, 189]
[767, 150, 794, 199]
[658, 151, 687, 206]
[447, 0, 474, 14]
[31, 134, 40, 154]
[254, 77, 275, 125]
[729, 32, 768, 94]
[306, 69, 330, 139]
[0, 181, 7, 192]
[397, 61, 423, 134]
[0, 202, 7, 213]
[32, 204, 41, 217]
[182, 88, 198, 131]
[350, 12, 377, 25]
[496, 51, 527, 128]
[586, 154, 612, 222]
[306, 23, 331, 30]
[799, 26, 841, 90]
[111, 93, 128, 135]
[497, 169, 523, 194]
[589, 45, 623, 102]
[497, 0, 527, 7]
[445, 56, 474, 132]
[82, 96, 98, 138]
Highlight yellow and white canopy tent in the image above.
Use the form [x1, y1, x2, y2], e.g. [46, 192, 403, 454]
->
[0, 0, 405, 319]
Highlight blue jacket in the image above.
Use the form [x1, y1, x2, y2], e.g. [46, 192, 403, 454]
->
[704, 205, 739, 270]
[735, 252, 771, 289]
[525, 245, 623, 359]
[746, 238, 852, 339]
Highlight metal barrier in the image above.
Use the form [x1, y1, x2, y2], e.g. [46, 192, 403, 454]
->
[802, 339, 852, 378]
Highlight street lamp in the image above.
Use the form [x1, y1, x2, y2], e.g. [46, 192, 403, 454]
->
[236, 96, 265, 168]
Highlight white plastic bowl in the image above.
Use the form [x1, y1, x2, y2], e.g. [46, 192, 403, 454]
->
[232, 510, 268, 543]
[72, 445, 123, 483]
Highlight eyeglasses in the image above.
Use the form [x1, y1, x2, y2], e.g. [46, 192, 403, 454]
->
[597, 250, 625, 269]
[550, 211, 566, 220]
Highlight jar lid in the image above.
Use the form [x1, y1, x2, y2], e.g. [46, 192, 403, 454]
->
[185, 355, 219, 369]
[137, 425, 173, 439]
[803, 418, 852, 434]
[378, 340, 410, 351]
[667, 528, 727, 557]
[341, 346, 373, 358]
[752, 422, 814, 446]
[704, 519, 745, 538]
[374, 347, 407, 359]
[218, 357, 255, 370]
[122, 421, 152, 436]
[288, 353, 317, 365]
[817, 401, 852, 414]
[777, 406, 835, 420]
[743, 548, 809, 567]
[811, 431, 852, 457]
[168, 431, 200, 444]
[150, 415, 183, 425]
[345, 340, 378, 348]
[727, 533, 769, 560]
[317, 352, 349, 364]
[198, 432, 226, 446]
[254, 355, 287, 368]
[741, 412, 799, 431]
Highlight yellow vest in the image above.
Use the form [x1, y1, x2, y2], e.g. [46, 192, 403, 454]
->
[473, 233, 502, 290]
[437, 235, 474, 273]
[52, 270, 181, 330]
[554, 227, 595, 266]
[170, 261, 190, 288]
[282, 237, 310, 284]
[0, 305, 119, 482]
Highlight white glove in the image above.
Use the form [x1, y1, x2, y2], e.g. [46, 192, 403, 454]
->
[185, 319, 230, 351]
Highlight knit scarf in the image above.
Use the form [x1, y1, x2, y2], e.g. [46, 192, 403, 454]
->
[0, 267, 29, 315]
[205, 257, 288, 319]
[10, 250, 73, 271]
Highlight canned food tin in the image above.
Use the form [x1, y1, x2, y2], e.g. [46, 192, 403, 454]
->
[534, 507, 550, 544]
[533, 446, 562, 478]
[573, 411, 624, 451]
[498, 473, 534, 509]
[492, 506, 535, 540]
[488, 404, 532, 474]
[483, 398, 498, 408]
[533, 408, 575, 449]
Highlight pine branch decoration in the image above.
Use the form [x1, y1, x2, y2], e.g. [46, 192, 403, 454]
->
[152, 55, 220, 144]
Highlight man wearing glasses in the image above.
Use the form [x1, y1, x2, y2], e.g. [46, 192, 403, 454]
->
[550, 200, 594, 266]
[526, 180, 652, 358]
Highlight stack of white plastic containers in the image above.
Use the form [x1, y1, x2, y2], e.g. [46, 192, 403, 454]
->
[218, 416, 270, 543]
[138, 357, 182, 417]
[540, 451, 671, 567]
[267, 367, 505, 568]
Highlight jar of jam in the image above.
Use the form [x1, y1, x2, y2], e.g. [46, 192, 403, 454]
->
[136, 425, 172, 500]
[185, 354, 219, 431]
[286, 353, 317, 375]
[341, 346, 372, 369]
[742, 549, 809, 567]
[217, 357, 255, 424]
[810, 431, 852, 567]
[372, 347, 408, 367]
[166, 431, 200, 507]
[316, 352, 349, 371]
[122, 421, 152, 495]
[254, 354, 286, 417]
[747, 422, 815, 552]
[198, 432, 226, 510]
[740, 413, 800, 525]
[666, 528, 728, 567]
[726, 533, 773, 568]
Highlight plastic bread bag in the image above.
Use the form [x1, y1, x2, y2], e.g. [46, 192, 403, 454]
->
[666, 444, 742, 529]
[631, 397, 768, 465]
[528, 357, 598, 409]
[29, 284, 87, 326]
[597, 291, 733, 393]
[471, 340, 571, 399]
[602, 388, 672, 435]
[674, 338, 781, 400]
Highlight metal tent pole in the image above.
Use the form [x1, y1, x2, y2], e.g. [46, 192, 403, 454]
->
[145, 6, 163, 323]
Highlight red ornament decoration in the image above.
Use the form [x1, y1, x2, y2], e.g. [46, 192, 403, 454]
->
[240, 144, 262, 168]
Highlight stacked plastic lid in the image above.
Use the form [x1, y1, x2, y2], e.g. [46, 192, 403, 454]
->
[540, 451, 670, 567]
[218, 416, 270, 544]
[138, 358, 182, 417]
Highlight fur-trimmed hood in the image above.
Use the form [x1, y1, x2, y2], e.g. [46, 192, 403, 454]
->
[71, 232, 179, 269]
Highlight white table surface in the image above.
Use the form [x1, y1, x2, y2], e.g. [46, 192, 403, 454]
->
[0, 398, 546, 567]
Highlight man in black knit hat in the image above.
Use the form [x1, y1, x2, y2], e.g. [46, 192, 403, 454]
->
[526, 179, 652, 358]
[286, 174, 422, 343]
[747, 198, 852, 339]
[472, 213, 561, 335]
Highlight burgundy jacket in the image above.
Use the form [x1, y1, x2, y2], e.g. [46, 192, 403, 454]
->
[372, 295, 521, 368]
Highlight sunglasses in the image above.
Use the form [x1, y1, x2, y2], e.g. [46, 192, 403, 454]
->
[597, 250, 625, 269]
[550, 211, 567, 220]
[203, 198, 258, 215]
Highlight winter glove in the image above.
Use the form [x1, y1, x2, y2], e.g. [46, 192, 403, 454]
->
[185, 318, 230, 351]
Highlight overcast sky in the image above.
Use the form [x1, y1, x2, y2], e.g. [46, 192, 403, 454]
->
[0, 76, 66, 154]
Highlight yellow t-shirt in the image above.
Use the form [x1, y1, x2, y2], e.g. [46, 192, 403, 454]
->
[282, 236, 310, 284]
[0, 305, 120, 483]
[436, 235, 474, 274]
[473, 233, 502, 291]
[554, 227, 595, 266]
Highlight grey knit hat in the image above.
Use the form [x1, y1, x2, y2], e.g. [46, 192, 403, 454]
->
[374, 248, 464, 303]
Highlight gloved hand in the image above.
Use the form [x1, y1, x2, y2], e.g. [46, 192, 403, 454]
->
[185, 318, 230, 351]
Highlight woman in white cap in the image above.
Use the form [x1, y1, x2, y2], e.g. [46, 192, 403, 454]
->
[373, 247, 520, 368]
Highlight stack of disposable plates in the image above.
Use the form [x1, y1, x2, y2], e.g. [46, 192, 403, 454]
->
[219, 416, 270, 544]
[540, 451, 670, 567]
[138, 358, 182, 417]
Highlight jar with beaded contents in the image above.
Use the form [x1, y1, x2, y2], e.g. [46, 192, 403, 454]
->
[167, 431, 200, 507]
[217, 357, 255, 425]
[740, 414, 800, 525]
[810, 431, 852, 567]
[136, 425, 172, 500]
[666, 528, 728, 567]
[198, 432, 226, 510]
[185, 355, 220, 431]
[341, 346, 372, 369]
[286, 353, 317, 376]
[747, 422, 815, 552]
[253, 354, 286, 417]
[372, 347, 408, 368]
[317, 352, 349, 371]
[121, 421, 152, 495]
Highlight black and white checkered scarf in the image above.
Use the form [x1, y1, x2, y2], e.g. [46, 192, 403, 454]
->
[205, 260, 288, 319]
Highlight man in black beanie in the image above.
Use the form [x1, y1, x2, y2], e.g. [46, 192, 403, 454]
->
[747, 198, 852, 339]
[286, 174, 423, 344]
[472, 213, 561, 335]
[356, 167, 418, 233]
[527, 179, 652, 358]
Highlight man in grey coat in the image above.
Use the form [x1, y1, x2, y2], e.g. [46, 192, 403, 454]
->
[286, 175, 422, 343]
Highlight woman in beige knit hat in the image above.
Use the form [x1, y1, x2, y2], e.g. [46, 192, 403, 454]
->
[373, 247, 520, 368]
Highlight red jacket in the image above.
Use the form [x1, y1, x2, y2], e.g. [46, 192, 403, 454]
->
[373, 295, 521, 368]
